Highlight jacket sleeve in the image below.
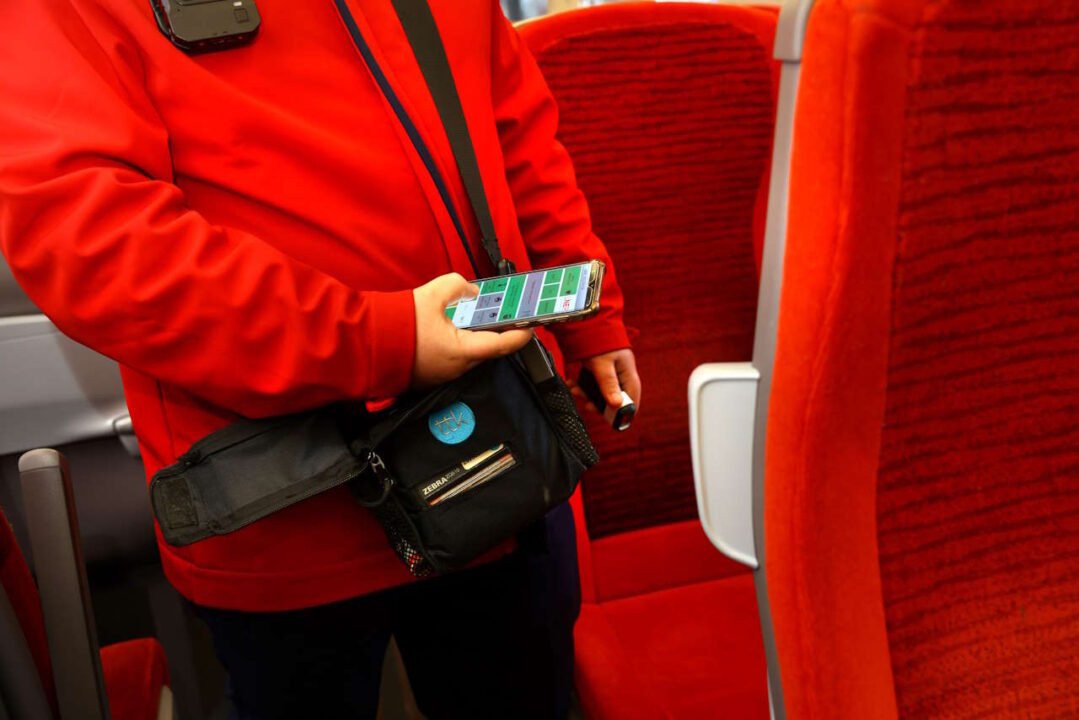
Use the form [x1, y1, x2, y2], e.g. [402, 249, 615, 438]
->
[0, 1, 416, 419]
[489, 7, 631, 361]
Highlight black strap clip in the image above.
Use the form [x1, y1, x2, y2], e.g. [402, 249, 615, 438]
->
[497, 257, 516, 276]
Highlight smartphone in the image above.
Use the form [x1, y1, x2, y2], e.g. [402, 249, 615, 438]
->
[444, 260, 605, 331]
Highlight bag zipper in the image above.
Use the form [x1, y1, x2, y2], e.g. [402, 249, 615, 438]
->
[331, 0, 480, 276]
[353, 450, 396, 508]
[175, 414, 298, 468]
[425, 446, 517, 508]
[415, 443, 509, 505]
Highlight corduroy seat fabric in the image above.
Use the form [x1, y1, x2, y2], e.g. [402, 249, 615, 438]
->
[520, 4, 779, 717]
[1, 508, 170, 720]
[764, 1, 1079, 717]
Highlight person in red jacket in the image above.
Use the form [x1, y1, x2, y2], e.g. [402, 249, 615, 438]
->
[0, 0, 640, 717]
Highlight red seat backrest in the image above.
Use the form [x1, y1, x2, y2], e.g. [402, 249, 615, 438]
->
[766, 0, 1079, 717]
[1, 507, 57, 709]
[521, 2, 779, 552]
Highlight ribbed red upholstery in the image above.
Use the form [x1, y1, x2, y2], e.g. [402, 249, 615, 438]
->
[0, 505, 169, 719]
[523, 2, 778, 539]
[764, 0, 1079, 718]
[521, 5, 778, 718]
[877, 1, 1079, 716]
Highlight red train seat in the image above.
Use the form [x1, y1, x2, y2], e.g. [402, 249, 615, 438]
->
[763, 0, 1079, 717]
[2, 452, 171, 720]
[519, 4, 780, 717]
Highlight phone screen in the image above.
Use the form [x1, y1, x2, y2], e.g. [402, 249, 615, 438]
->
[445, 261, 598, 330]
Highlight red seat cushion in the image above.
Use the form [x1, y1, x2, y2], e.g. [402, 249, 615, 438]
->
[587, 520, 748, 603]
[101, 638, 170, 720]
[575, 573, 768, 720]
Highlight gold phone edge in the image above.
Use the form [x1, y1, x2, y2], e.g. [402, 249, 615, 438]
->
[468, 260, 605, 331]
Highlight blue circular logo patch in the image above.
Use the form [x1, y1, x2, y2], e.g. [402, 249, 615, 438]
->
[428, 402, 476, 445]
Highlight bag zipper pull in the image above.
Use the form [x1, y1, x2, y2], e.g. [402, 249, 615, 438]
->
[354, 451, 395, 507]
[370, 452, 390, 483]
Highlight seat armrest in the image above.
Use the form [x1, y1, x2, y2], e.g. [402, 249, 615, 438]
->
[689, 363, 760, 569]
[19, 449, 109, 720]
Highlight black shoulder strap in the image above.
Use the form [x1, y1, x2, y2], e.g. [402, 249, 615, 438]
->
[390, 0, 514, 275]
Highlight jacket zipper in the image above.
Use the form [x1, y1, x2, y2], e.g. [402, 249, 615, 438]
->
[332, 0, 481, 277]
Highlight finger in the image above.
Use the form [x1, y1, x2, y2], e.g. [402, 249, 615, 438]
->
[616, 364, 642, 407]
[566, 370, 599, 411]
[569, 385, 586, 402]
[590, 359, 624, 408]
[428, 273, 479, 306]
[621, 370, 642, 408]
[581, 399, 602, 415]
[564, 366, 599, 412]
[613, 352, 642, 407]
[458, 328, 532, 361]
[495, 328, 533, 354]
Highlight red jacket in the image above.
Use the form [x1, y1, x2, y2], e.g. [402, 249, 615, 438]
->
[0, 0, 628, 610]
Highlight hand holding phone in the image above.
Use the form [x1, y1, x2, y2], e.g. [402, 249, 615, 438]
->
[412, 274, 533, 389]
[444, 260, 604, 331]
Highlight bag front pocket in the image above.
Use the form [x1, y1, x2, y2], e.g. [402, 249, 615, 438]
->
[419, 444, 519, 508]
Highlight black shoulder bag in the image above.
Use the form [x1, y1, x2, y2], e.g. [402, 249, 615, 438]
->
[149, 0, 599, 577]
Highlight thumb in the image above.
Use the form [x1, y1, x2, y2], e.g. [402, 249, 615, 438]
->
[591, 361, 624, 408]
[424, 273, 478, 306]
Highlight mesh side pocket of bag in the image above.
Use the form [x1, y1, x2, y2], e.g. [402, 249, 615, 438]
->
[541, 379, 600, 468]
[367, 498, 434, 577]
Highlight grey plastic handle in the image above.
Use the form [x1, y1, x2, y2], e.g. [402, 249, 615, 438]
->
[19, 449, 109, 720]
[749, 3, 818, 720]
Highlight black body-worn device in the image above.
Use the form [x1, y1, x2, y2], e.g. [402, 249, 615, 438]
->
[151, 0, 261, 53]
[578, 368, 636, 432]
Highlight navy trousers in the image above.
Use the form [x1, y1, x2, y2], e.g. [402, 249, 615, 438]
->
[192, 503, 580, 720]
